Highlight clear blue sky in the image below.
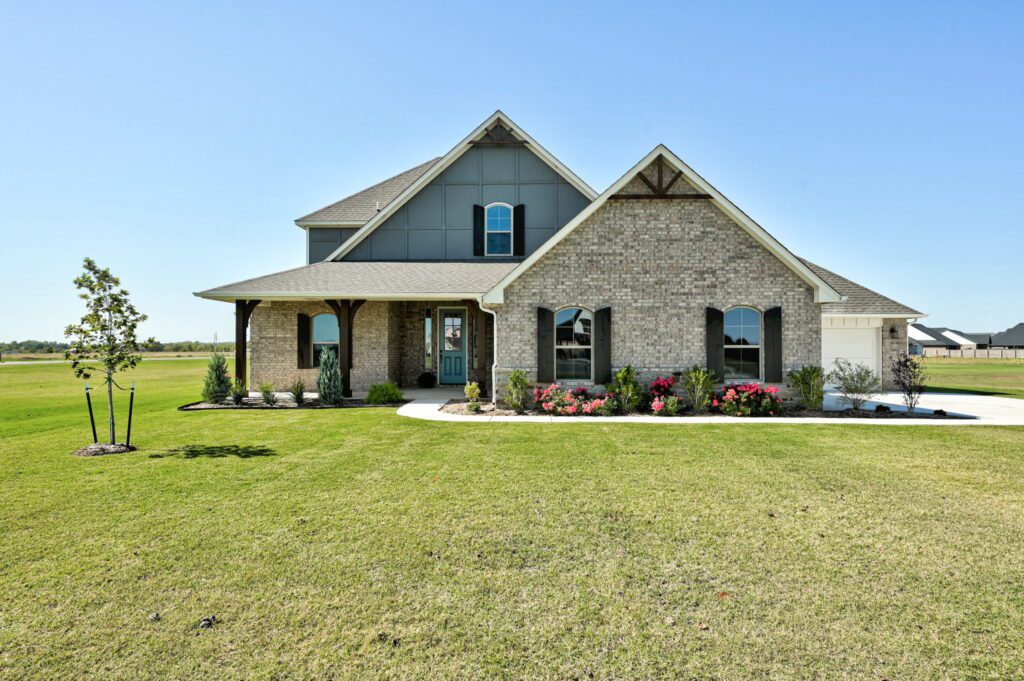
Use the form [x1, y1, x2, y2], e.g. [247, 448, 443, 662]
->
[2, 1, 1021, 341]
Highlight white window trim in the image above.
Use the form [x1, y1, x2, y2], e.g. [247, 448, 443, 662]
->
[484, 202, 513, 257]
[554, 306, 594, 383]
[723, 306, 763, 381]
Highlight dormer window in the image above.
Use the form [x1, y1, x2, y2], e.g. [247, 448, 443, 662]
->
[484, 203, 513, 256]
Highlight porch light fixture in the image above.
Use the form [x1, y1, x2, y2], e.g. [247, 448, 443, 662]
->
[889, 324, 898, 338]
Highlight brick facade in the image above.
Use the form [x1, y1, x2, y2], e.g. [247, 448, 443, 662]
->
[880, 318, 909, 390]
[249, 299, 493, 393]
[489, 193, 822, 392]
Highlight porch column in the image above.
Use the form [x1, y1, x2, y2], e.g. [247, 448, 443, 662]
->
[234, 299, 260, 389]
[464, 300, 489, 397]
[325, 299, 365, 398]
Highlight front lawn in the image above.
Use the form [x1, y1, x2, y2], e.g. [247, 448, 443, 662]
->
[2, 360, 1023, 678]
[923, 357, 1024, 399]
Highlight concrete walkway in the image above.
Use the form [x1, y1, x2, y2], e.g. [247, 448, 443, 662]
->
[397, 389, 1024, 426]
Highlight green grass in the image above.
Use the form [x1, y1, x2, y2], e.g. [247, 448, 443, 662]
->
[923, 357, 1024, 399]
[2, 361, 1024, 678]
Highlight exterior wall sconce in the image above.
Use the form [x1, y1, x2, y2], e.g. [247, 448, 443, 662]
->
[889, 324, 899, 339]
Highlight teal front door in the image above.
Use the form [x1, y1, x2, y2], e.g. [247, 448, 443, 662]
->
[439, 309, 467, 385]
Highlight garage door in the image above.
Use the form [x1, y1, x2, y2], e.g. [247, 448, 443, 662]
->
[822, 327, 880, 379]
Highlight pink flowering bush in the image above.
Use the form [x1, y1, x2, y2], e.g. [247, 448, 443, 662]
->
[531, 384, 614, 416]
[714, 383, 782, 417]
[651, 394, 682, 416]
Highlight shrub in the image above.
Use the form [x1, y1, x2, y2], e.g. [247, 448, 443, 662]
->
[366, 382, 404, 405]
[651, 394, 682, 416]
[289, 380, 306, 406]
[503, 369, 531, 413]
[464, 381, 481, 403]
[681, 365, 714, 414]
[889, 352, 927, 413]
[466, 401, 482, 413]
[316, 348, 344, 406]
[258, 381, 277, 406]
[648, 376, 676, 399]
[789, 365, 825, 411]
[715, 383, 781, 417]
[828, 359, 880, 410]
[416, 371, 437, 389]
[533, 384, 582, 416]
[230, 378, 246, 406]
[581, 397, 611, 415]
[610, 365, 643, 414]
[201, 352, 231, 404]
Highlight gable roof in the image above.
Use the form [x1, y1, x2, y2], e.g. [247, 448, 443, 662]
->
[324, 110, 598, 261]
[483, 145, 844, 305]
[194, 261, 517, 302]
[992, 323, 1024, 347]
[295, 158, 440, 226]
[799, 260, 923, 318]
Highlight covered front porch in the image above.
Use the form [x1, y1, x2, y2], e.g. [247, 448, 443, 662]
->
[195, 261, 518, 397]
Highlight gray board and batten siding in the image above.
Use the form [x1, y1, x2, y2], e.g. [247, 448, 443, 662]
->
[306, 146, 591, 264]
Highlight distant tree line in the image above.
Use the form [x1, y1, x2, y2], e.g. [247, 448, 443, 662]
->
[1, 340, 234, 353]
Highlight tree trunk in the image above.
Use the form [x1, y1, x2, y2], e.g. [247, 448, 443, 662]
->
[106, 370, 116, 444]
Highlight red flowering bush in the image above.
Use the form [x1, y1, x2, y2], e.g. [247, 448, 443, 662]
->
[648, 376, 676, 399]
[531, 384, 610, 416]
[713, 383, 782, 417]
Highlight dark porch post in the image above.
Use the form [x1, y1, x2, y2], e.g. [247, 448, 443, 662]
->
[234, 299, 260, 388]
[326, 299, 365, 398]
[466, 301, 489, 397]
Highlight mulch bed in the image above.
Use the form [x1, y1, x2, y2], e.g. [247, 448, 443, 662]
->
[441, 401, 968, 419]
[178, 397, 407, 411]
[73, 443, 138, 456]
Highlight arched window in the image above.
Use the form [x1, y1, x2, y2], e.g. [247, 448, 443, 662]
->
[312, 313, 339, 367]
[555, 307, 593, 380]
[484, 203, 513, 256]
[723, 307, 761, 379]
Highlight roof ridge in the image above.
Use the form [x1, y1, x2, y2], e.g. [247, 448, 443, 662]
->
[295, 158, 440, 224]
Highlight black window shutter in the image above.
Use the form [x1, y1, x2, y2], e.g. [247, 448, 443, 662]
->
[594, 307, 612, 384]
[763, 306, 783, 382]
[297, 313, 311, 369]
[536, 306, 554, 383]
[706, 307, 724, 381]
[513, 204, 526, 256]
[473, 204, 485, 256]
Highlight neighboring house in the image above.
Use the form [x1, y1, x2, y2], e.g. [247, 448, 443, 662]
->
[908, 323, 997, 355]
[992, 323, 1024, 349]
[196, 111, 923, 397]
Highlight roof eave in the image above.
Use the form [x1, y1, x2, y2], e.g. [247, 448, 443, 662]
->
[194, 291, 489, 303]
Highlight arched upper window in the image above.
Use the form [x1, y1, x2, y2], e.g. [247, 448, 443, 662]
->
[555, 307, 593, 380]
[484, 203, 513, 256]
[723, 307, 761, 379]
[312, 313, 339, 367]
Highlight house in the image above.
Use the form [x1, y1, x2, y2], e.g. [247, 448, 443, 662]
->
[195, 111, 923, 397]
[992, 323, 1024, 349]
[908, 323, 989, 355]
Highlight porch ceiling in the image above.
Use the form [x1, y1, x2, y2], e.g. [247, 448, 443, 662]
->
[194, 261, 518, 302]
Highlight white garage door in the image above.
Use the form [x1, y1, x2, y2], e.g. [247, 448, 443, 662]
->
[822, 327, 880, 378]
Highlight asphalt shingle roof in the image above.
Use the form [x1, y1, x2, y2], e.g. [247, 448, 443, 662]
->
[799, 259, 923, 317]
[992, 323, 1024, 347]
[295, 158, 440, 224]
[195, 261, 518, 301]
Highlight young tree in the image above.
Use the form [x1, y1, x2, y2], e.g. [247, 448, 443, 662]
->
[202, 351, 232, 404]
[317, 347, 344, 406]
[888, 352, 928, 413]
[64, 258, 154, 444]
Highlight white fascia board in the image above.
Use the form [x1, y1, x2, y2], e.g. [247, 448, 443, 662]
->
[294, 220, 365, 229]
[324, 110, 598, 262]
[483, 144, 843, 305]
[193, 291, 487, 303]
[824, 313, 926, 320]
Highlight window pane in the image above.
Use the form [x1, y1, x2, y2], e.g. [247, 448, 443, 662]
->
[724, 307, 760, 346]
[312, 314, 338, 343]
[555, 307, 592, 347]
[423, 310, 433, 370]
[556, 348, 592, 380]
[443, 315, 462, 351]
[724, 347, 760, 379]
[486, 232, 511, 255]
[486, 204, 511, 228]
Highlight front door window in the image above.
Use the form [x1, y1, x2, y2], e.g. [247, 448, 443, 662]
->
[439, 310, 467, 384]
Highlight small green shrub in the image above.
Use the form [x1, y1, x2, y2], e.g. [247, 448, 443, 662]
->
[464, 381, 481, 403]
[316, 348, 344, 406]
[503, 369, 530, 413]
[258, 381, 277, 406]
[466, 401, 482, 413]
[789, 365, 825, 411]
[681, 365, 714, 414]
[366, 381, 404, 405]
[610, 365, 643, 414]
[828, 359, 880, 410]
[289, 380, 306, 406]
[201, 352, 231, 404]
[230, 378, 246, 406]
[889, 352, 928, 413]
